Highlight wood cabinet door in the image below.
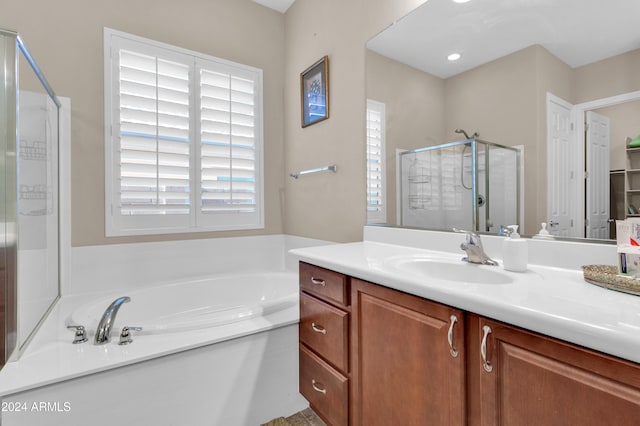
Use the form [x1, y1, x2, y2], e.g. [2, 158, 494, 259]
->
[351, 278, 466, 426]
[474, 316, 640, 426]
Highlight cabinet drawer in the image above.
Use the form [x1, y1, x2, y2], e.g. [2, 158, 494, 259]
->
[299, 344, 348, 426]
[300, 262, 349, 307]
[300, 292, 349, 373]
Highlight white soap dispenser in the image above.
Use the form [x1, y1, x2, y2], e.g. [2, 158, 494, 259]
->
[502, 225, 528, 272]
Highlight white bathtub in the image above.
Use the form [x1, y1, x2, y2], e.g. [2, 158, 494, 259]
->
[68, 272, 298, 336]
[0, 270, 308, 426]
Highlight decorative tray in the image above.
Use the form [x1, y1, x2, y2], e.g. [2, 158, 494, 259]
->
[582, 265, 640, 296]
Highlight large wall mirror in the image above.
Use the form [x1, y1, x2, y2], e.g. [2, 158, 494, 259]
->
[365, 0, 640, 241]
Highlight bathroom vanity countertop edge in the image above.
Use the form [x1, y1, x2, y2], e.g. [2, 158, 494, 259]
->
[290, 241, 640, 365]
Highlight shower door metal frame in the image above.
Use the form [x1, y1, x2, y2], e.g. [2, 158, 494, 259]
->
[0, 29, 18, 368]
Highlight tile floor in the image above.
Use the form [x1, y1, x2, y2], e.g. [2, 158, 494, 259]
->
[262, 407, 326, 426]
[285, 407, 326, 426]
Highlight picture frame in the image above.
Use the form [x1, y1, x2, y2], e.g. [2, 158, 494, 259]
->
[300, 55, 329, 127]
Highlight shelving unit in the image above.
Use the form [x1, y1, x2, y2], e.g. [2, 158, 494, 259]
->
[625, 147, 640, 217]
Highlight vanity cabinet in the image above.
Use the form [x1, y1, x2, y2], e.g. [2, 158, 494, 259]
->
[299, 262, 640, 425]
[468, 315, 640, 426]
[299, 262, 350, 426]
[350, 278, 466, 425]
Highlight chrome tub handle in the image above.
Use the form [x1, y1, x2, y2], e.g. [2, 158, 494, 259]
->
[119, 326, 144, 345]
[67, 325, 88, 344]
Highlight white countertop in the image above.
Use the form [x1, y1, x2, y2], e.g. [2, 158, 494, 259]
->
[290, 239, 640, 364]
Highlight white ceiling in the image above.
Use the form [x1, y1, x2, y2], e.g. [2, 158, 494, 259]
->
[252, 0, 296, 14]
[367, 0, 640, 78]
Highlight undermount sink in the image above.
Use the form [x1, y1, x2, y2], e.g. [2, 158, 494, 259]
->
[386, 256, 513, 285]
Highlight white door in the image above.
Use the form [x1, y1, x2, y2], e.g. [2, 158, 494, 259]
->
[586, 111, 611, 239]
[547, 95, 576, 237]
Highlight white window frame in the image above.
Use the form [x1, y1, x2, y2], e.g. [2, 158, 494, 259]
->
[366, 99, 386, 223]
[104, 28, 264, 236]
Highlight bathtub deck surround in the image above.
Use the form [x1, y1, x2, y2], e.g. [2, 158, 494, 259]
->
[64, 234, 332, 295]
[69, 272, 298, 335]
[0, 234, 331, 426]
[3, 324, 304, 426]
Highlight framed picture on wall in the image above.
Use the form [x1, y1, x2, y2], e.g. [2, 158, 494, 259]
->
[300, 56, 329, 127]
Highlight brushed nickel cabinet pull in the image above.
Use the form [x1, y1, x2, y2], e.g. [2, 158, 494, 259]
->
[481, 325, 493, 372]
[311, 322, 327, 334]
[448, 315, 459, 358]
[311, 277, 326, 286]
[312, 379, 327, 394]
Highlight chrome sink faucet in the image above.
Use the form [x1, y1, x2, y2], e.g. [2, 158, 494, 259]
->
[94, 296, 131, 345]
[454, 229, 498, 266]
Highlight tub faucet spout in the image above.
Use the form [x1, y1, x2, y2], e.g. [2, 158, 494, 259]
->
[94, 296, 131, 345]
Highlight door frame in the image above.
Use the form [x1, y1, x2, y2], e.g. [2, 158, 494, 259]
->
[574, 90, 640, 236]
[547, 90, 640, 238]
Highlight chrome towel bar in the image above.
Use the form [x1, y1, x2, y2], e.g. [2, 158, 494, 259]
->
[290, 164, 337, 179]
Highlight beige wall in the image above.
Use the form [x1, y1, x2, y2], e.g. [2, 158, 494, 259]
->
[574, 48, 640, 173]
[4, 0, 285, 246]
[10, 0, 637, 246]
[445, 46, 540, 234]
[366, 50, 445, 226]
[283, 0, 428, 242]
[532, 46, 574, 236]
[285, 7, 640, 241]
[594, 102, 640, 171]
[6, 0, 427, 246]
[574, 49, 640, 104]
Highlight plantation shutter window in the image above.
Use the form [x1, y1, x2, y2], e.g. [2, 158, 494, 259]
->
[118, 50, 191, 216]
[366, 99, 386, 224]
[105, 28, 263, 236]
[199, 66, 258, 217]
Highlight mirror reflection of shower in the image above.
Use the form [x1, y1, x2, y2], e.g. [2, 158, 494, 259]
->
[456, 129, 478, 191]
[454, 128, 478, 140]
[399, 131, 521, 234]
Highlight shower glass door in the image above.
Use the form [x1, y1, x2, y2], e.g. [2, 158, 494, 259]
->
[14, 34, 61, 359]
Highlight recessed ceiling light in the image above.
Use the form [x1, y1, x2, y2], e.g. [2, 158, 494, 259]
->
[452, 0, 471, 3]
[447, 53, 462, 61]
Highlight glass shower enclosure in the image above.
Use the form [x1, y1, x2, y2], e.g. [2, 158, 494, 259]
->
[399, 138, 521, 234]
[0, 29, 61, 366]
